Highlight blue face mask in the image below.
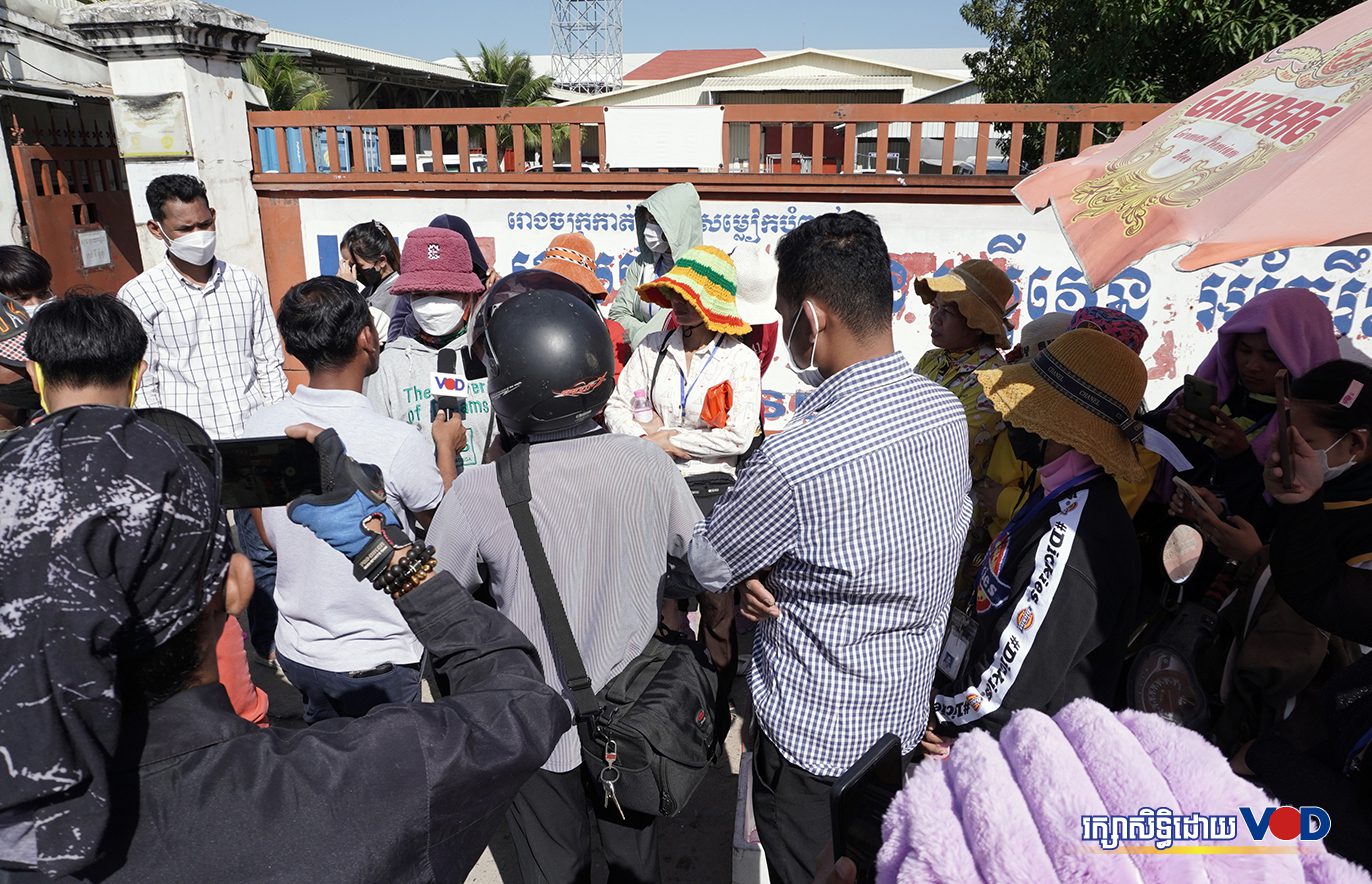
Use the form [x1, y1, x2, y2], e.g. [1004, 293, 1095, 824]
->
[1318, 432, 1356, 482]
[784, 301, 824, 387]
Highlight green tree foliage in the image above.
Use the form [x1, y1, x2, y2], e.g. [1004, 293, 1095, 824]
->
[242, 51, 330, 111]
[457, 41, 568, 166]
[960, 0, 1362, 105]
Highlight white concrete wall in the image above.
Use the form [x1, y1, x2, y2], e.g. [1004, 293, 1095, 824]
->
[0, 1, 114, 246]
[0, 142, 21, 247]
[0, 1, 109, 86]
[104, 55, 266, 280]
[287, 194, 1372, 430]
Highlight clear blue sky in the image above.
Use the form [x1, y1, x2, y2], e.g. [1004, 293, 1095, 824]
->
[226, 0, 983, 60]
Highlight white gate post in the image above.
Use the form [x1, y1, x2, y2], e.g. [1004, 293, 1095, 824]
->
[65, 1, 269, 280]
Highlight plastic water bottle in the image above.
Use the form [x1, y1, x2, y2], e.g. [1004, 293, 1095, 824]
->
[631, 390, 654, 424]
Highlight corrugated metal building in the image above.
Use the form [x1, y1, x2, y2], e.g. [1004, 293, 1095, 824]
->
[558, 48, 984, 172]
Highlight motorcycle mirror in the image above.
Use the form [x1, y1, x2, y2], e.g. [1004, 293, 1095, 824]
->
[1161, 524, 1204, 585]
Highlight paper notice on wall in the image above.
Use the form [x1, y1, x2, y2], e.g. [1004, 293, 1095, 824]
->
[76, 228, 111, 269]
[604, 106, 725, 172]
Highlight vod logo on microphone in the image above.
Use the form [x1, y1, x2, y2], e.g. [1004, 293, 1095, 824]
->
[432, 373, 466, 396]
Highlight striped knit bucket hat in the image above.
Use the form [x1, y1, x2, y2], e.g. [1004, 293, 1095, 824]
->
[638, 245, 751, 336]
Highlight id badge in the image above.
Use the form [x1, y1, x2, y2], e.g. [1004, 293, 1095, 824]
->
[937, 607, 978, 681]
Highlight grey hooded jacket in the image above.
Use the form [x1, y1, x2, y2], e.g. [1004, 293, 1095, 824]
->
[608, 182, 703, 347]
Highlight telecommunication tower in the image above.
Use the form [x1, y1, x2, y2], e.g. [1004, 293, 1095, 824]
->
[550, 0, 623, 94]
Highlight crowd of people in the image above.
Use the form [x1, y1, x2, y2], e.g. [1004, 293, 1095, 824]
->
[0, 171, 1369, 883]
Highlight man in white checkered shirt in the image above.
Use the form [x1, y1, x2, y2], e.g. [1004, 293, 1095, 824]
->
[119, 174, 287, 439]
[688, 212, 973, 883]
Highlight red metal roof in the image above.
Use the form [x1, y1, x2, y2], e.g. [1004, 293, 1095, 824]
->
[623, 49, 765, 81]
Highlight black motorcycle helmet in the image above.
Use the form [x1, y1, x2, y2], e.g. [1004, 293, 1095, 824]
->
[481, 286, 614, 438]
[461, 268, 601, 381]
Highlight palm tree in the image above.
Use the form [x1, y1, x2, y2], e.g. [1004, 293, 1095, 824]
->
[243, 51, 331, 112]
[458, 41, 566, 168]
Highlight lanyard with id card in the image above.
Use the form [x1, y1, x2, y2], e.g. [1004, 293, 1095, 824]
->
[937, 605, 978, 682]
[936, 468, 1102, 684]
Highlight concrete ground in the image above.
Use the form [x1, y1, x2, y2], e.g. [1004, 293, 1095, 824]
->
[248, 646, 745, 884]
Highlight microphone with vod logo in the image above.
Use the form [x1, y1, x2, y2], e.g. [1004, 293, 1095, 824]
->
[431, 347, 466, 423]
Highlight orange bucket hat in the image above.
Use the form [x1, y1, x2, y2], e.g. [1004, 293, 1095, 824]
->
[534, 232, 607, 297]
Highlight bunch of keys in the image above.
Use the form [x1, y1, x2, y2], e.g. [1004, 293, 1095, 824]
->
[601, 740, 625, 820]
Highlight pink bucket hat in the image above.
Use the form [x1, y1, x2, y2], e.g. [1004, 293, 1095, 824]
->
[391, 227, 485, 296]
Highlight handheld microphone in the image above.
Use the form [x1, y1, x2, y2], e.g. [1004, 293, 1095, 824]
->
[432, 348, 465, 422]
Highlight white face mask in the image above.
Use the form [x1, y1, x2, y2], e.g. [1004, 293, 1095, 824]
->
[158, 225, 216, 266]
[21, 300, 49, 317]
[642, 222, 669, 256]
[784, 300, 824, 387]
[1318, 432, 1357, 481]
[411, 295, 467, 336]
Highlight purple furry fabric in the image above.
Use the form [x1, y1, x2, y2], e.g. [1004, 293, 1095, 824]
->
[878, 699, 1370, 883]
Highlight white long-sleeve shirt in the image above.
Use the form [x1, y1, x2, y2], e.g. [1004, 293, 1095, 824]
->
[119, 259, 287, 439]
[604, 328, 761, 478]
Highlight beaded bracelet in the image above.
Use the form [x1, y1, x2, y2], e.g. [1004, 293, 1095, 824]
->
[373, 543, 436, 599]
[390, 557, 436, 600]
[382, 544, 432, 592]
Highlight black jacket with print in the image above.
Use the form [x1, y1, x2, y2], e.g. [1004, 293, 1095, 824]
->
[932, 472, 1140, 736]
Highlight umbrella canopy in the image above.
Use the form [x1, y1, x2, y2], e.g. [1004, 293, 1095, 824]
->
[1015, 1, 1372, 289]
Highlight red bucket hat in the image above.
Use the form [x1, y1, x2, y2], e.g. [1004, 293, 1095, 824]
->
[391, 227, 485, 296]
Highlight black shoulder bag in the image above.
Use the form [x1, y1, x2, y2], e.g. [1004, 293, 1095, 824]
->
[495, 443, 719, 817]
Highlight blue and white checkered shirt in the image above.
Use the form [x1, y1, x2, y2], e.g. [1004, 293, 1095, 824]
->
[689, 352, 973, 776]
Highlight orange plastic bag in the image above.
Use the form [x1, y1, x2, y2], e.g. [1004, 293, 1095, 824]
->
[700, 380, 733, 429]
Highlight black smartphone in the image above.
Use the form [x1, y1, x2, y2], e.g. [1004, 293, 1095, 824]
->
[215, 436, 322, 510]
[1182, 374, 1219, 417]
[1275, 368, 1295, 490]
[830, 733, 904, 884]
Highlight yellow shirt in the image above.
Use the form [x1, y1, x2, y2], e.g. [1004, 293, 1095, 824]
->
[986, 433, 1164, 537]
[915, 346, 1005, 486]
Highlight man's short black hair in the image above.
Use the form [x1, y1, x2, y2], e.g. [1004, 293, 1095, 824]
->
[25, 293, 147, 387]
[278, 275, 371, 372]
[775, 211, 893, 336]
[146, 174, 209, 223]
[0, 246, 52, 297]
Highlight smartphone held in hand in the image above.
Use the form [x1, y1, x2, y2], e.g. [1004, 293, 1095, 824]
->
[1182, 374, 1219, 417]
[1275, 369, 1295, 491]
[1173, 477, 1220, 522]
[830, 733, 904, 884]
[216, 436, 322, 509]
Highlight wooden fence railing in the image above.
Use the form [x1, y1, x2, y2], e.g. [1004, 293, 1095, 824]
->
[248, 103, 1170, 199]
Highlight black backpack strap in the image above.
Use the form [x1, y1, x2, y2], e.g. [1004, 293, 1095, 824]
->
[495, 443, 599, 719]
[648, 332, 674, 401]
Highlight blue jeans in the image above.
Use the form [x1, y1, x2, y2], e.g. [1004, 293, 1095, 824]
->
[233, 510, 278, 659]
[277, 653, 422, 724]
